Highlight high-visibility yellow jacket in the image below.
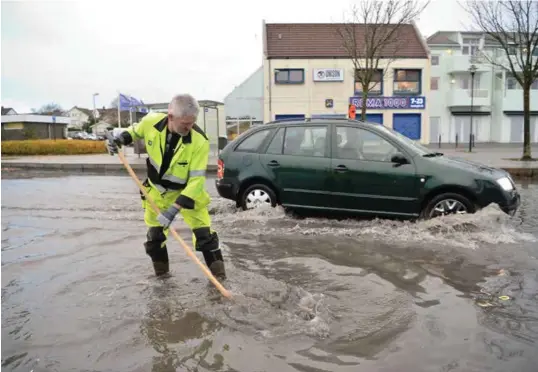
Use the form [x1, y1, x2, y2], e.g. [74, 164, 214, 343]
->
[121, 112, 209, 210]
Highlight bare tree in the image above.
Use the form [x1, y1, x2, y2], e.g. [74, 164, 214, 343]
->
[32, 102, 64, 116]
[461, 0, 538, 160]
[337, 0, 430, 121]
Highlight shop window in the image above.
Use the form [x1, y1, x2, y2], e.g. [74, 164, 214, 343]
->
[393, 69, 422, 95]
[275, 69, 304, 84]
[354, 69, 383, 95]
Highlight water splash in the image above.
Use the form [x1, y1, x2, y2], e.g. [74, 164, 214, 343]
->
[211, 201, 536, 250]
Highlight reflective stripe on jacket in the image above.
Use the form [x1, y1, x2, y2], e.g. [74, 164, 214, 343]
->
[124, 112, 209, 209]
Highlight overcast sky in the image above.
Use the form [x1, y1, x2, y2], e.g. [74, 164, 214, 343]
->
[1, 0, 472, 114]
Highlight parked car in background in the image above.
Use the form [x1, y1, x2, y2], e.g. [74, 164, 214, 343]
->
[215, 118, 520, 220]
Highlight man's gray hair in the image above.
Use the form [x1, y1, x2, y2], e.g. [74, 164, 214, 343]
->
[168, 94, 200, 118]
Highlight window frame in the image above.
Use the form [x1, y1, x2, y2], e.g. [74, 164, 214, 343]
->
[279, 124, 331, 158]
[233, 128, 274, 154]
[274, 68, 305, 85]
[431, 55, 440, 66]
[263, 126, 286, 155]
[393, 68, 422, 95]
[354, 69, 384, 96]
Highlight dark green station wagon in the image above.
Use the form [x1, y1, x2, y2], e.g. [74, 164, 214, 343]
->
[215, 118, 520, 220]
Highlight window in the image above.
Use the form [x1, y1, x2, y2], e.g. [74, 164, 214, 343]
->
[283, 126, 328, 157]
[266, 127, 285, 154]
[458, 75, 480, 90]
[235, 129, 271, 152]
[507, 76, 538, 90]
[393, 69, 421, 95]
[431, 55, 440, 65]
[506, 76, 519, 90]
[462, 38, 480, 55]
[335, 126, 400, 162]
[431, 77, 439, 90]
[275, 69, 304, 84]
[355, 69, 383, 95]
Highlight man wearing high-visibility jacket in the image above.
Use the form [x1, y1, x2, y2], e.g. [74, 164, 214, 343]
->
[106, 94, 226, 279]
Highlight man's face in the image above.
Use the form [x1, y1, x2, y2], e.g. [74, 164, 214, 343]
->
[168, 114, 196, 136]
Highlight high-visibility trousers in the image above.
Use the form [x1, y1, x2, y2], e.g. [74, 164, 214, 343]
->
[141, 181, 215, 250]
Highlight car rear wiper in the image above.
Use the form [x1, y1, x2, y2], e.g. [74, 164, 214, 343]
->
[423, 152, 444, 157]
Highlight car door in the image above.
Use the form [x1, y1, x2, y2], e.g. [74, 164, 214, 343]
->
[330, 124, 421, 217]
[259, 124, 333, 208]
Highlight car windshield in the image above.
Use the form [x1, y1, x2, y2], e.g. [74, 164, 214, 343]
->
[375, 125, 432, 156]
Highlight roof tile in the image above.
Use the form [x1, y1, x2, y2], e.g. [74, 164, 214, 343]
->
[265, 23, 428, 59]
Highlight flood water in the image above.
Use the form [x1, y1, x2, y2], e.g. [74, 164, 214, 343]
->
[2, 171, 538, 372]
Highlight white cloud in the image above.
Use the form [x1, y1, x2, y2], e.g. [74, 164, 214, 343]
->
[1, 0, 469, 114]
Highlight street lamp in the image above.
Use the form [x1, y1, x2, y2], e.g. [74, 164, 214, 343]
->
[468, 64, 477, 152]
[92, 93, 99, 124]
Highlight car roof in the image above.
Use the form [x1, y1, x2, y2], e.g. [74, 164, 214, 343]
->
[263, 117, 371, 127]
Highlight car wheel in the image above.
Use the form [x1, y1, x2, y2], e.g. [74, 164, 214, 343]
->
[240, 184, 277, 211]
[422, 192, 476, 219]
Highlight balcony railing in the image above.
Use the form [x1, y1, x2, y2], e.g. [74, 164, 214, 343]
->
[502, 89, 538, 111]
[445, 55, 491, 73]
[447, 88, 491, 107]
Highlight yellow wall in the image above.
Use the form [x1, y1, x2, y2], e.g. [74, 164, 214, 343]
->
[263, 58, 431, 143]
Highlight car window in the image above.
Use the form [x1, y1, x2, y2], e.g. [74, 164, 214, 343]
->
[283, 126, 328, 157]
[235, 129, 271, 153]
[266, 127, 285, 154]
[335, 126, 399, 162]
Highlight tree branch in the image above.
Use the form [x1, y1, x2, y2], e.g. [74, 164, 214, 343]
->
[336, 0, 430, 112]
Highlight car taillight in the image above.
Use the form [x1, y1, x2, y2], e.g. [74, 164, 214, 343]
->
[217, 159, 224, 179]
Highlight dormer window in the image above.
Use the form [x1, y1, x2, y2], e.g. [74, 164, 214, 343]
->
[462, 37, 480, 55]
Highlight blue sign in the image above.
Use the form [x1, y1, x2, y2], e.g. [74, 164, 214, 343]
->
[52, 116, 56, 123]
[349, 96, 426, 110]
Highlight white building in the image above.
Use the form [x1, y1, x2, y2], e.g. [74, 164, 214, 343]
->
[1, 106, 17, 115]
[427, 31, 538, 144]
[65, 106, 93, 130]
[223, 66, 264, 138]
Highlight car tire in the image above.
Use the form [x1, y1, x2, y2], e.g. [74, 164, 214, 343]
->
[240, 183, 277, 211]
[421, 192, 476, 220]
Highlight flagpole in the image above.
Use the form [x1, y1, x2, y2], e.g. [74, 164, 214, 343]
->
[117, 92, 121, 129]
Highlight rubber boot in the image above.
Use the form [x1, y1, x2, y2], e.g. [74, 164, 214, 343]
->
[203, 250, 226, 280]
[144, 242, 170, 277]
[152, 260, 170, 276]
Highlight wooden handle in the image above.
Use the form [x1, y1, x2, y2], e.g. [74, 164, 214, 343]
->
[116, 149, 232, 299]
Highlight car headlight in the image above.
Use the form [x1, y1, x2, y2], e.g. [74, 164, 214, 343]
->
[496, 177, 513, 191]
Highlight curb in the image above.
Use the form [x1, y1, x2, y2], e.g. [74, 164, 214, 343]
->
[502, 167, 538, 179]
[1, 162, 218, 174]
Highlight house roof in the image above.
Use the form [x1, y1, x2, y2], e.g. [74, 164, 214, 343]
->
[427, 31, 460, 45]
[1, 107, 16, 115]
[69, 106, 94, 116]
[427, 30, 520, 47]
[264, 22, 429, 59]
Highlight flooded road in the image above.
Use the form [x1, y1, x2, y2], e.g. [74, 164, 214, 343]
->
[2, 172, 538, 372]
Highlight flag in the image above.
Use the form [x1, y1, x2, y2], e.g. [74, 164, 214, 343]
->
[118, 93, 148, 113]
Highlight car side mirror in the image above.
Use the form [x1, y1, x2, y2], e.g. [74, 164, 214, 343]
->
[391, 153, 409, 165]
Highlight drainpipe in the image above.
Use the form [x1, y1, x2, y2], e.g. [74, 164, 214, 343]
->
[263, 20, 272, 122]
[268, 59, 272, 121]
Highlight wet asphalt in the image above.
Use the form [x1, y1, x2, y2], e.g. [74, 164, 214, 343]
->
[2, 170, 538, 372]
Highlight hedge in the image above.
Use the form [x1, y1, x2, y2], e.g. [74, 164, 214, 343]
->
[1, 139, 108, 156]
